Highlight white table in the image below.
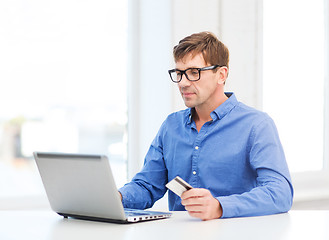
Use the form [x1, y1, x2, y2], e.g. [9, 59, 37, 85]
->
[0, 210, 328, 240]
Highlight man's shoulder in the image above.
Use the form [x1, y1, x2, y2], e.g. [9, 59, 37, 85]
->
[166, 108, 190, 120]
[158, 109, 190, 130]
[233, 102, 271, 124]
[156, 109, 189, 136]
[235, 102, 263, 113]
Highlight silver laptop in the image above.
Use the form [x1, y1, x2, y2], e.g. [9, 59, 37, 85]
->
[33, 152, 171, 223]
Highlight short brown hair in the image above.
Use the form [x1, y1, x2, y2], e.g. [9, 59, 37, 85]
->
[173, 31, 229, 68]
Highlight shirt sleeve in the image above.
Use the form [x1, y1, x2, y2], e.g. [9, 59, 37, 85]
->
[217, 117, 294, 218]
[118, 122, 168, 209]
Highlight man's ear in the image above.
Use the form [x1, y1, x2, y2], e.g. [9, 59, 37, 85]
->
[217, 66, 228, 85]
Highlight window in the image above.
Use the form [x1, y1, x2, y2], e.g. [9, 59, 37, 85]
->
[0, 0, 128, 201]
[263, 0, 326, 172]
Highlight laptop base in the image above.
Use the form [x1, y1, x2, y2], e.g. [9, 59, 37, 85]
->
[57, 212, 169, 224]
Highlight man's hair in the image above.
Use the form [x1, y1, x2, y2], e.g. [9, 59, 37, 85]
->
[173, 31, 229, 68]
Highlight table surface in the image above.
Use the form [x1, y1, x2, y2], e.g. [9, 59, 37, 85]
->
[0, 210, 329, 240]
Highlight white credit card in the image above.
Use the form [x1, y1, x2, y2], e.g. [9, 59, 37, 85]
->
[166, 176, 193, 197]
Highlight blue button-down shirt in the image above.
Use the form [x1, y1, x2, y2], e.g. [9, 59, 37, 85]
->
[119, 93, 293, 218]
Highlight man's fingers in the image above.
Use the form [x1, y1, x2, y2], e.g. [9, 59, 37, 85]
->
[180, 188, 223, 220]
[181, 188, 212, 206]
[181, 188, 207, 200]
[184, 203, 204, 212]
[181, 195, 203, 206]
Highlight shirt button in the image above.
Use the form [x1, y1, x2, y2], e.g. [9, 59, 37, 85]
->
[195, 146, 199, 150]
[193, 171, 197, 175]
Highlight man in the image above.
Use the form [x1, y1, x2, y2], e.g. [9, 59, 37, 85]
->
[119, 31, 293, 220]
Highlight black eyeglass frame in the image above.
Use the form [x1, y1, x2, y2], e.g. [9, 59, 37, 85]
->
[168, 65, 222, 83]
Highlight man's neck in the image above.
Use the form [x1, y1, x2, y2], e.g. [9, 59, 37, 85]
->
[194, 92, 228, 122]
[192, 92, 229, 132]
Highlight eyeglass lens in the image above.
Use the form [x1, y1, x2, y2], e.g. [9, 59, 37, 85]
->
[171, 69, 200, 82]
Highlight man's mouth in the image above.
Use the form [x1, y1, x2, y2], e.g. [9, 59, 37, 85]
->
[182, 92, 195, 97]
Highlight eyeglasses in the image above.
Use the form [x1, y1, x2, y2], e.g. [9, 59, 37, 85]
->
[168, 65, 220, 83]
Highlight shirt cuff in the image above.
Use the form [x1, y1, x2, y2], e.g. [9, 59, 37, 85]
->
[118, 189, 128, 208]
[217, 196, 236, 218]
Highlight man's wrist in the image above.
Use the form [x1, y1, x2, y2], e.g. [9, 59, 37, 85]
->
[118, 191, 123, 201]
[217, 199, 223, 218]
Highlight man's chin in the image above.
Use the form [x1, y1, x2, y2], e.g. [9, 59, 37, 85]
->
[183, 101, 196, 108]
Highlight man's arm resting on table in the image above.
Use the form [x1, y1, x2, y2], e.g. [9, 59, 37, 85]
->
[181, 188, 223, 221]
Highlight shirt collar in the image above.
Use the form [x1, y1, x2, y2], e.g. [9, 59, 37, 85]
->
[211, 92, 238, 121]
[185, 92, 238, 125]
[186, 108, 193, 125]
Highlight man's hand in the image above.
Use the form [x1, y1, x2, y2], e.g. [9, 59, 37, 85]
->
[118, 191, 122, 201]
[181, 188, 223, 220]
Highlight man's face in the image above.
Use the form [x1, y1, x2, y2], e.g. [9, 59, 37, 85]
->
[175, 53, 222, 109]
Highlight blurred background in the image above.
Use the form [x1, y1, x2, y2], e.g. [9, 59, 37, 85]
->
[0, 0, 328, 210]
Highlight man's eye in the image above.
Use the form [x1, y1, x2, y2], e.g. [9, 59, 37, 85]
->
[190, 69, 199, 75]
[176, 71, 182, 76]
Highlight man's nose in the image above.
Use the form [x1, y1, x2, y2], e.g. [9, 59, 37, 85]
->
[178, 73, 191, 87]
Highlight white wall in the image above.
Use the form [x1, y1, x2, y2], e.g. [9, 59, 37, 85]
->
[220, 0, 263, 109]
